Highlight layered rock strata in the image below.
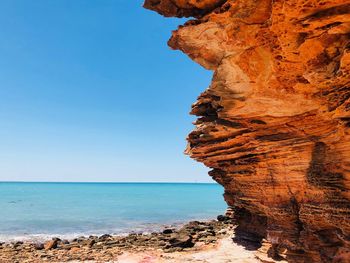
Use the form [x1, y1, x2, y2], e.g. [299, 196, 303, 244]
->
[144, 1, 350, 262]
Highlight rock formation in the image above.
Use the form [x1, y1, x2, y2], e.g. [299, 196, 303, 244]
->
[144, 0, 350, 262]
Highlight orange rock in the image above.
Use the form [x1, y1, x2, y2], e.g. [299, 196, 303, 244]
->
[44, 239, 58, 250]
[144, 1, 350, 262]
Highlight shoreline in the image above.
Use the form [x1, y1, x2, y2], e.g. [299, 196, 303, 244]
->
[0, 216, 272, 263]
[0, 218, 219, 243]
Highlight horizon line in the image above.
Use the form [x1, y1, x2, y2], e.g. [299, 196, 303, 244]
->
[0, 181, 217, 184]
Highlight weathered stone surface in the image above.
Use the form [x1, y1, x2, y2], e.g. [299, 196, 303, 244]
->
[163, 228, 174, 234]
[44, 239, 58, 250]
[144, 1, 350, 262]
[143, 0, 226, 18]
[169, 232, 194, 248]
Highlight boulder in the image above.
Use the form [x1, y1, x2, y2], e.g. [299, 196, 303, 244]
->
[162, 228, 173, 234]
[34, 243, 44, 250]
[168, 233, 194, 248]
[44, 239, 58, 250]
[217, 215, 229, 222]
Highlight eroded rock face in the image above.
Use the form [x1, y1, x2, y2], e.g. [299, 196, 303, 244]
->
[144, 0, 350, 262]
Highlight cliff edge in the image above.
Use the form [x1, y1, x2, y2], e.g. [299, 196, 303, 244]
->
[143, 1, 350, 262]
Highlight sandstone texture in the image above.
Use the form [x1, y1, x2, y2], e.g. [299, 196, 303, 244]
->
[144, 1, 350, 262]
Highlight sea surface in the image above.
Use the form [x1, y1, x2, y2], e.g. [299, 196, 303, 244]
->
[0, 182, 226, 242]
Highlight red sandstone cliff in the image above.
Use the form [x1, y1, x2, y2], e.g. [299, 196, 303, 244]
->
[143, 1, 350, 262]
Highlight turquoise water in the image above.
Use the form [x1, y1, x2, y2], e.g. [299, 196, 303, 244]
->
[0, 182, 226, 242]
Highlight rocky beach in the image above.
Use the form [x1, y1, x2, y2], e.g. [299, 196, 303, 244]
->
[143, 0, 350, 261]
[0, 214, 274, 263]
[0, 0, 348, 262]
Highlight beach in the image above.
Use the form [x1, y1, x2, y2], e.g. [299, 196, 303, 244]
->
[0, 217, 275, 263]
[0, 183, 256, 262]
[0, 182, 284, 262]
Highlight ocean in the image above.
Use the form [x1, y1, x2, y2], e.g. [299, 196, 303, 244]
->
[0, 182, 226, 242]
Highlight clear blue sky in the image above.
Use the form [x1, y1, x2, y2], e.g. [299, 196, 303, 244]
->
[0, 0, 213, 182]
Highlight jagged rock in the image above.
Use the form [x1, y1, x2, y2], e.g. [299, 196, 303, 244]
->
[144, 1, 350, 262]
[168, 232, 194, 248]
[217, 214, 230, 221]
[34, 243, 44, 250]
[163, 228, 174, 234]
[98, 234, 112, 241]
[12, 241, 23, 249]
[225, 207, 235, 219]
[44, 239, 58, 250]
[87, 239, 96, 248]
[61, 239, 69, 245]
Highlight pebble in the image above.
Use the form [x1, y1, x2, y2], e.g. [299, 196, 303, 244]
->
[0, 217, 233, 262]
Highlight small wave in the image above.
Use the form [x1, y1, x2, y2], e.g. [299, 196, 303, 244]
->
[0, 218, 215, 243]
[0, 233, 91, 243]
[0, 225, 169, 243]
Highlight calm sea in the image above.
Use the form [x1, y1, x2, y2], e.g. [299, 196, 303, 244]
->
[0, 182, 226, 242]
